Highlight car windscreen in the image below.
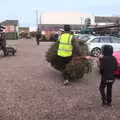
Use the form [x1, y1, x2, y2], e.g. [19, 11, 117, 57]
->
[80, 36, 90, 42]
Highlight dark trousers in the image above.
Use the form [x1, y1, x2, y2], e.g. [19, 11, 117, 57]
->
[36, 39, 39, 46]
[36, 37, 40, 46]
[56, 55, 72, 79]
[99, 78, 114, 103]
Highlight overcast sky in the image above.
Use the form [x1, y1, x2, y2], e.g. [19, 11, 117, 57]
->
[0, 0, 120, 27]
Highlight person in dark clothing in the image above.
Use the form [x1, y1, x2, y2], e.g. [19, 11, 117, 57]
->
[54, 32, 59, 41]
[0, 26, 7, 56]
[36, 31, 42, 46]
[99, 45, 117, 107]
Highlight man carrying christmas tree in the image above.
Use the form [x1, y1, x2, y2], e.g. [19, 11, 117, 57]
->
[56, 25, 76, 85]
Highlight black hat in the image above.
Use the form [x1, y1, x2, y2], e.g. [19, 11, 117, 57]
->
[64, 25, 71, 31]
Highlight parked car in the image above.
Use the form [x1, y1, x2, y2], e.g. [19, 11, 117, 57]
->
[113, 51, 120, 76]
[79, 36, 120, 57]
[97, 51, 120, 77]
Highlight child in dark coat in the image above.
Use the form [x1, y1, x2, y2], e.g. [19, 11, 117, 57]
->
[99, 45, 117, 106]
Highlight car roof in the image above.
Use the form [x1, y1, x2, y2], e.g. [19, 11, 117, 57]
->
[87, 35, 96, 39]
[88, 35, 114, 39]
[79, 35, 120, 41]
[86, 35, 108, 42]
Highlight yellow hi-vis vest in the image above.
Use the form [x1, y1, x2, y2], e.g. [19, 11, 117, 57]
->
[57, 33, 73, 57]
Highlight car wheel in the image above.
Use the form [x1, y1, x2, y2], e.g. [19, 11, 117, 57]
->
[91, 47, 101, 57]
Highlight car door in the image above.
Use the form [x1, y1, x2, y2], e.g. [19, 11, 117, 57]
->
[86, 37, 101, 52]
[99, 36, 113, 49]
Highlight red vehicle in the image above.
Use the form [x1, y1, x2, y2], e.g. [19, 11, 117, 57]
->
[96, 52, 120, 77]
[113, 51, 120, 76]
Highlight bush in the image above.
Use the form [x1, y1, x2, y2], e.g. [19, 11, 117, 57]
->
[19, 32, 28, 38]
[46, 40, 92, 81]
[30, 32, 36, 37]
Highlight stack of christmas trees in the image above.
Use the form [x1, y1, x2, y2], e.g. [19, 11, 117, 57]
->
[46, 40, 92, 82]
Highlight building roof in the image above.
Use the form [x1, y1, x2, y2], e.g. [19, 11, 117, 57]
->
[0, 20, 19, 26]
[95, 16, 120, 23]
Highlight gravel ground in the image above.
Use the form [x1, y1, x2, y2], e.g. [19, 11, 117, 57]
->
[0, 39, 120, 120]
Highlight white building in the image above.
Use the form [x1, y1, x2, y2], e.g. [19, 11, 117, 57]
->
[39, 12, 120, 31]
[40, 12, 95, 25]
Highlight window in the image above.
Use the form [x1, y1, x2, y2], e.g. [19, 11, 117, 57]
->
[110, 37, 120, 43]
[80, 36, 90, 42]
[99, 37, 111, 43]
[91, 38, 100, 43]
[79, 36, 90, 42]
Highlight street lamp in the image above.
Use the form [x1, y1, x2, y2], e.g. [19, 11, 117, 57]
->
[80, 17, 83, 30]
[36, 9, 39, 31]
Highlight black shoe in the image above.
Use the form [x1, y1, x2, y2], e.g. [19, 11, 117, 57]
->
[107, 102, 112, 107]
[102, 102, 107, 106]
[101, 100, 107, 106]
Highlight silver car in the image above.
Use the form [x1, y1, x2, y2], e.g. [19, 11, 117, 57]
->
[79, 35, 120, 57]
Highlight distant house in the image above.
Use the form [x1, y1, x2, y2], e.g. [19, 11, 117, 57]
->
[19, 27, 29, 33]
[0, 20, 19, 40]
